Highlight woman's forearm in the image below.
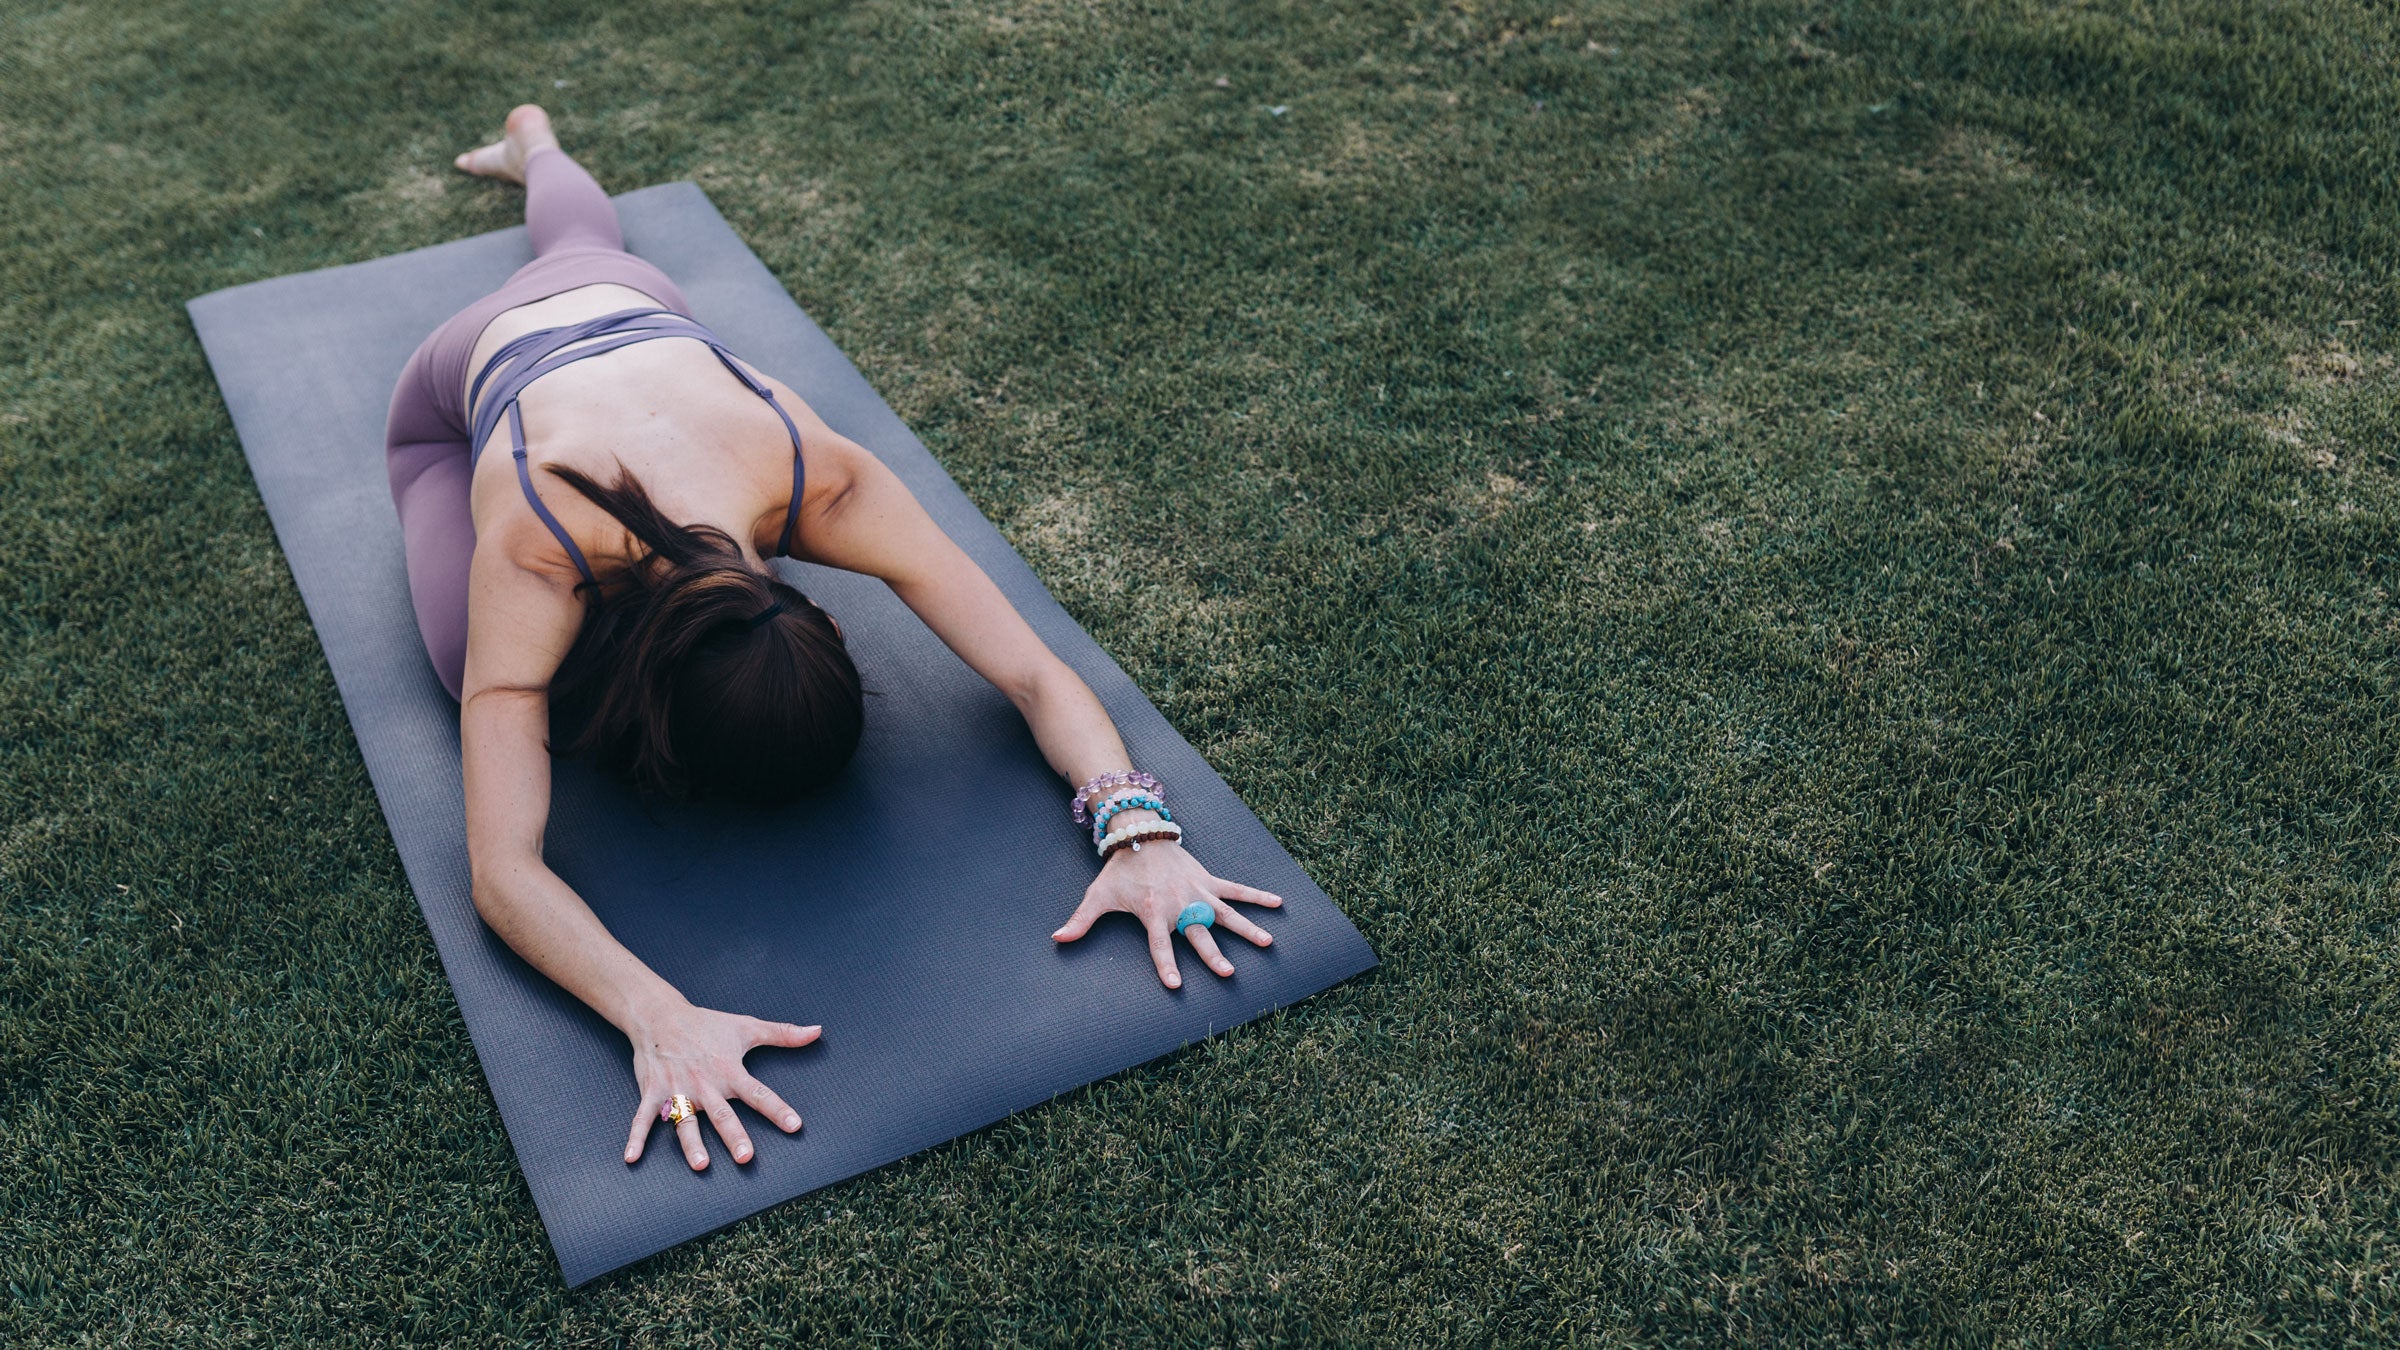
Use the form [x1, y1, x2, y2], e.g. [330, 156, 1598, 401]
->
[469, 853, 690, 1034]
[1010, 663, 1166, 819]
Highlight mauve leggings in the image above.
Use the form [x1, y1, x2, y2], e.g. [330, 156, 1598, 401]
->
[383, 145, 693, 701]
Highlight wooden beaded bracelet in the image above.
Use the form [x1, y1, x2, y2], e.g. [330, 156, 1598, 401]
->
[1096, 819, 1184, 859]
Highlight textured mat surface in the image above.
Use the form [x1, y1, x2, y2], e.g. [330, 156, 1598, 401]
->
[186, 183, 1376, 1286]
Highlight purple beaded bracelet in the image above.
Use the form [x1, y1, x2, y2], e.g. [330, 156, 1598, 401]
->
[1070, 770, 1162, 825]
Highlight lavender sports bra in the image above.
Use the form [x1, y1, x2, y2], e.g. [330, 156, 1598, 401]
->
[466, 307, 806, 586]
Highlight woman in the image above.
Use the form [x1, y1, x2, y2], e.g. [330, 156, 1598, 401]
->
[384, 106, 1285, 1174]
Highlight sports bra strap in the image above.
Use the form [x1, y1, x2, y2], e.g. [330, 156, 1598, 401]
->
[760, 389, 807, 558]
[465, 307, 808, 587]
[506, 400, 599, 587]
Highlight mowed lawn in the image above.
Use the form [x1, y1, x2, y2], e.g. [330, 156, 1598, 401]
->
[6, 0, 2400, 1341]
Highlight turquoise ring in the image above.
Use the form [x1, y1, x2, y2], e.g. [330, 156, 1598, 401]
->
[1176, 901, 1216, 933]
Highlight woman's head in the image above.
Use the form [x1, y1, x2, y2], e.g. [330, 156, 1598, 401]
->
[544, 464, 863, 801]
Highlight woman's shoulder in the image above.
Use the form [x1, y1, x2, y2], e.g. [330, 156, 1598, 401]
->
[470, 500, 606, 593]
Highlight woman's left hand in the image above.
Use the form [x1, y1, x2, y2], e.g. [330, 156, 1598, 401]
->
[1051, 841, 1283, 988]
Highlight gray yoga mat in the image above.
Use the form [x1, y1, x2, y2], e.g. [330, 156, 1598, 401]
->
[186, 182, 1376, 1286]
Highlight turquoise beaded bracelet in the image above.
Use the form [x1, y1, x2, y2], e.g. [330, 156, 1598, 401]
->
[1092, 792, 1171, 839]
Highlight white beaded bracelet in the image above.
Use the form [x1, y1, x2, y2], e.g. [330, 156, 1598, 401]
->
[1095, 819, 1183, 858]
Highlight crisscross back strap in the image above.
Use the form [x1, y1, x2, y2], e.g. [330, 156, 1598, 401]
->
[466, 306, 808, 586]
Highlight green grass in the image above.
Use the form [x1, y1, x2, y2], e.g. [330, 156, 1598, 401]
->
[6, 0, 2400, 1341]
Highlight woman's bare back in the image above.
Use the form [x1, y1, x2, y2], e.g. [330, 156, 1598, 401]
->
[463, 281, 808, 575]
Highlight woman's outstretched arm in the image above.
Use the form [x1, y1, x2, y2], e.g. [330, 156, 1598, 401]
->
[458, 525, 816, 1173]
[793, 434, 1287, 987]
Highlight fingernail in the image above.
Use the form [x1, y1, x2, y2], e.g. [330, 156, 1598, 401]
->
[736, 1148, 750, 1161]
[803, 1025, 822, 1035]
[785, 1114, 800, 1129]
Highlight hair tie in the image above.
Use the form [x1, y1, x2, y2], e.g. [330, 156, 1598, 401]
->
[742, 599, 787, 630]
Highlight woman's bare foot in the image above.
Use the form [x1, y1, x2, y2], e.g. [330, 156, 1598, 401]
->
[452, 104, 560, 184]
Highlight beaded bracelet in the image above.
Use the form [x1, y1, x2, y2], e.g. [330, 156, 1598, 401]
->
[1089, 783, 1152, 816]
[1096, 819, 1183, 859]
[1070, 770, 1163, 826]
[1092, 793, 1172, 840]
[1085, 786, 1156, 844]
[1098, 820, 1183, 859]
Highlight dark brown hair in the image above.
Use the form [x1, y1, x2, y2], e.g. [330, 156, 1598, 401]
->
[543, 465, 863, 801]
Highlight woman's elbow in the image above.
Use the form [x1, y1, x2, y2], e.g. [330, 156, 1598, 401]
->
[466, 852, 529, 928]
[467, 868, 508, 927]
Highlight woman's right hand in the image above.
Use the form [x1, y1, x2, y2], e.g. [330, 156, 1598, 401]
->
[622, 998, 820, 1170]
